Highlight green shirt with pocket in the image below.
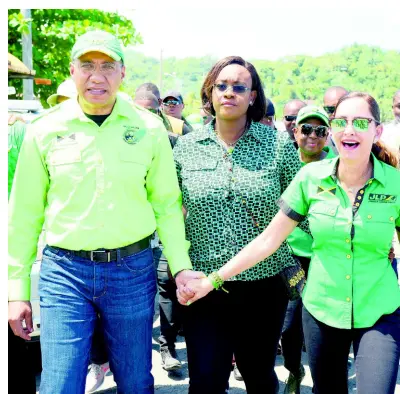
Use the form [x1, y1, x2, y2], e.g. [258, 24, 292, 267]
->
[279, 154, 400, 329]
[287, 146, 336, 258]
[8, 97, 191, 301]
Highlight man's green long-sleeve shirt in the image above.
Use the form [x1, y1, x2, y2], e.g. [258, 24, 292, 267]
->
[8, 98, 191, 301]
[8, 120, 26, 199]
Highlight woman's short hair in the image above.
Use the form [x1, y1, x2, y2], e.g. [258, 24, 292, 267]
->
[200, 56, 266, 123]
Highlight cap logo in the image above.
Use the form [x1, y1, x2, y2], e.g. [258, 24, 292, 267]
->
[91, 39, 107, 45]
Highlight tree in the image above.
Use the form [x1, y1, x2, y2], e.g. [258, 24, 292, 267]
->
[8, 9, 142, 106]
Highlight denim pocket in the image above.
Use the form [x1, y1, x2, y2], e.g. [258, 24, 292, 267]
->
[43, 245, 71, 261]
[121, 247, 154, 275]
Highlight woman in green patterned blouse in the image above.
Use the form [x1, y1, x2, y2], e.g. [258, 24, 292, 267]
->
[173, 56, 302, 394]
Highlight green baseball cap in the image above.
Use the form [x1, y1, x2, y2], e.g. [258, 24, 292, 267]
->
[71, 30, 124, 63]
[296, 105, 330, 127]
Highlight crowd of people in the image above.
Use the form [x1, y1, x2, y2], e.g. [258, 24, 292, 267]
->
[8, 29, 400, 394]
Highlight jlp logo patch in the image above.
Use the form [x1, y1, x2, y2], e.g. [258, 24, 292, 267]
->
[368, 193, 397, 203]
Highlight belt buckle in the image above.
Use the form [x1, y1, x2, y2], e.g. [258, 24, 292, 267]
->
[90, 250, 111, 262]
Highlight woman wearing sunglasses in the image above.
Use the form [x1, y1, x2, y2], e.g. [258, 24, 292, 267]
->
[173, 56, 302, 393]
[181, 92, 400, 394]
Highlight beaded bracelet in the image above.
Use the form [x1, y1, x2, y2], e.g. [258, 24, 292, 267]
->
[208, 271, 229, 293]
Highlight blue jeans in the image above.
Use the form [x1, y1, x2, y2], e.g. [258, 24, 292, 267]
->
[39, 245, 157, 394]
[303, 306, 400, 394]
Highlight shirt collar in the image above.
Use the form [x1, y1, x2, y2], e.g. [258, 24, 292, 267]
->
[68, 95, 131, 123]
[317, 153, 386, 187]
[191, 120, 262, 143]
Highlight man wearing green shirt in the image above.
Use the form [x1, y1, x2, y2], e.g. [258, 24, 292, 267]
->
[8, 30, 196, 394]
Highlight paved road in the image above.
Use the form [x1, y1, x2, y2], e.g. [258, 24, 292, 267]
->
[35, 296, 400, 393]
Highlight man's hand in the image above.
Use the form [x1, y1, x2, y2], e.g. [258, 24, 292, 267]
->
[8, 301, 33, 340]
[175, 270, 206, 304]
[179, 277, 214, 306]
[8, 114, 25, 125]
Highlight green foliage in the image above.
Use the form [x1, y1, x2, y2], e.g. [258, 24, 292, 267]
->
[8, 9, 142, 106]
[121, 45, 399, 122]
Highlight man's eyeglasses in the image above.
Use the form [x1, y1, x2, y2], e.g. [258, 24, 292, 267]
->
[299, 124, 328, 138]
[330, 117, 379, 133]
[78, 61, 120, 75]
[284, 115, 297, 122]
[163, 100, 180, 107]
[323, 106, 336, 115]
[213, 83, 251, 94]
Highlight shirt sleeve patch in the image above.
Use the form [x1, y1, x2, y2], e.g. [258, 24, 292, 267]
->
[277, 198, 306, 222]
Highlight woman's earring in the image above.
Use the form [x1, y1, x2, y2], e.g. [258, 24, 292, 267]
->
[249, 101, 253, 106]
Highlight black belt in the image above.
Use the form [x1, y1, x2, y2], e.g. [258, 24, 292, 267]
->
[62, 236, 150, 263]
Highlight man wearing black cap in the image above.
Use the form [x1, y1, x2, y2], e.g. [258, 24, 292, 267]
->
[162, 90, 193, 134]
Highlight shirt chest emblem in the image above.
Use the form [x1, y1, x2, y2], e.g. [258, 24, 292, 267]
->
[123, 126, 145, 145]
[317, 185, 337, 196]
[368, 193, 397, 203]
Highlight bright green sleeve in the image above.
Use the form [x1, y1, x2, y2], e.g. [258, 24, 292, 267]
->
[277, 165, 310, 221]
[146, 128, 192, 275]
[8, 125, 49, 301]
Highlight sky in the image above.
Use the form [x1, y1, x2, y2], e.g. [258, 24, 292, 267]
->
[113, 2, 400, 61]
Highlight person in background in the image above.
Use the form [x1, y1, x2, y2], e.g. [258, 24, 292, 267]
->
[8, 30, 198, 394]
[260, 98, 276, 129]
[323, 86, 349, 155]
[46, 78, 77, 107]
[181, 91, 400, 394]
[200, 106, 213, 125]
[174, 55, 302, 393]
[281, 105, 334, 394]
[282, 99, 307, 144]
[322, 86, 348, 118]
[136, 83, 192, 136]
[162, 90, 193, 133]
[134, 90, 179, 147]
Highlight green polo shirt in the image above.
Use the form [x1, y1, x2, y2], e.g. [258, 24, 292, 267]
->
[288, 146, 336, 258]
[174, 122, 301, 280]
[8, 120, 26, 199]
[278, 154, 400, 329]
[8, 97, 191, 301]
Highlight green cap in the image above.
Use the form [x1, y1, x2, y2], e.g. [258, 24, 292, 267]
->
[296, 105, 330, 127]
[71, 30, 124, 63]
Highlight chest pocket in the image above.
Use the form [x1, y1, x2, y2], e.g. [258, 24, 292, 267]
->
[181, 160, 221, 198]
[308, 202, 338, 233]
[47, 144, 83, 181]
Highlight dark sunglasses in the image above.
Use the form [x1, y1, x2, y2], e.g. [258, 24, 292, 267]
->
[163, 100, 180, 106]
[284, 115, 297, 122]
[214, 83, 251, 94]
[299, 124, 329, 138]
[323, 106, 336, 115]
[330, 117, 379, 133]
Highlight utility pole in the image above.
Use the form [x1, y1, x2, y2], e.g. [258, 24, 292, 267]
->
[159, 48, 163, 94]
[22, 9, 34, 100]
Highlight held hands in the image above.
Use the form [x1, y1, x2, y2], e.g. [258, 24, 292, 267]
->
[180, 277, 214, 305]
[175, 269, 212, 306]
[8, 301, 33, 340]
